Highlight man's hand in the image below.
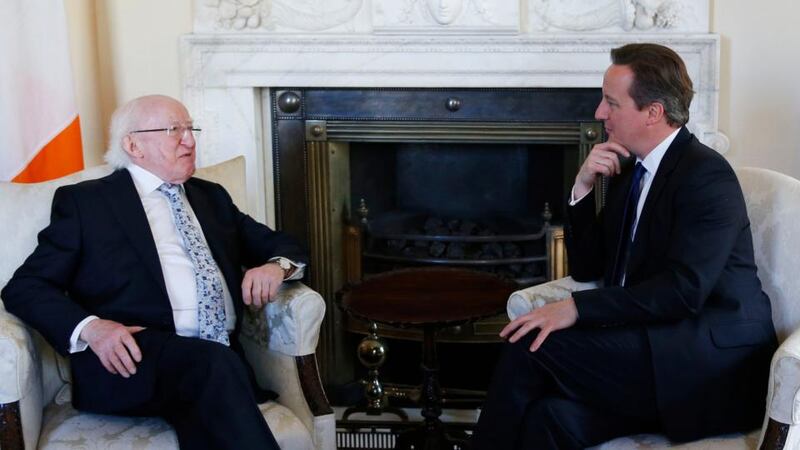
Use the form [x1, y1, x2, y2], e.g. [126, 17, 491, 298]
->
[80, 319, 145, 378]
[574, 141, 631, 199]
[500, 298, 579, 352]
[241, 262, 285, 308]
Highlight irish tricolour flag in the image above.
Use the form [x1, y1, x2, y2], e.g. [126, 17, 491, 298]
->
[1, 0, 84, 183]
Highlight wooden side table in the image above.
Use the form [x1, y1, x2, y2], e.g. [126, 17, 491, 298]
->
[339, 267, 516, 450]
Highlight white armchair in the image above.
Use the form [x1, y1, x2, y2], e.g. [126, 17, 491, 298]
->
[506, 167, 800, 450]
[0, 157, 335, 450]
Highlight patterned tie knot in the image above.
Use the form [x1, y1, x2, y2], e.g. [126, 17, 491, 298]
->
[157, 182, 180, 198]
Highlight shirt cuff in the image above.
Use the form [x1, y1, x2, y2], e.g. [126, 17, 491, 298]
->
[569, 184, 594, 206]
[269, 256, 306, 280]
[69, 315, 99, 353]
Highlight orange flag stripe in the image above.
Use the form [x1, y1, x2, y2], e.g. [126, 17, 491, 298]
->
[13, 116, 84, 183]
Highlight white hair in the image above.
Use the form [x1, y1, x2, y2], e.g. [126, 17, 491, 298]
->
[104, 95, 182, 169]
[104, 100, 138, 169]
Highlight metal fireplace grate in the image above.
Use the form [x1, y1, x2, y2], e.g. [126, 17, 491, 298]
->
[336, 419, 473, 450]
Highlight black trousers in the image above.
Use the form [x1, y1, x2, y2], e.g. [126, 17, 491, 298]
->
[70, 329, 280, 450]
[473, 327, 660, 450]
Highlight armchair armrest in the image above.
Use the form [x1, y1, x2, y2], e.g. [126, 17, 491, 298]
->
[507, 276, 601, 320]
[244, 281, 326, 357]
[759, 326, 800, 450]
[239, 282, 334, 450]
[0, 310, 44, 450]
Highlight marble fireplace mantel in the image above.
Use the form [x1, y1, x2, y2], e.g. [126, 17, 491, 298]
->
[181, 0, 721, 224]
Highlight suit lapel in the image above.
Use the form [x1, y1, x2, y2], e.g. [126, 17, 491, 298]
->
[101, 170, 169, 298]
[627, 127, 691, 274]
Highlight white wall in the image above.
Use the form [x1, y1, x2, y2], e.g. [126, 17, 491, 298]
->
[66, 0, 800, 179]
[65, 0, 192, 166]
[712, 0, 800, 178]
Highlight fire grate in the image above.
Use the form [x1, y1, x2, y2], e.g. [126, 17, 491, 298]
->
[336, 419, 473, 450]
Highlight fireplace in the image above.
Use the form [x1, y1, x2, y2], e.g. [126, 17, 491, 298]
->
[269, 87, 602, 393]
[180, 0, 722, 410]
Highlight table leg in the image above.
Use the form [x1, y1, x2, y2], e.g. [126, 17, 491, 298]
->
[396, 326, 472, 450]
[420, 325, 442, 428]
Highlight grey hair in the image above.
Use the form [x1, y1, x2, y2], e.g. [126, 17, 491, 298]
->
[104, 99, 140, 169]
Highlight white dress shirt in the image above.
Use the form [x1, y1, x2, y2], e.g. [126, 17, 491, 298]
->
[570, 127, 681, 239]
[69, 164, 304, 352]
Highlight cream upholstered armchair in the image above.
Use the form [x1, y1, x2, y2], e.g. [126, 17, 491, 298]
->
[0, 157, 335, 450]
[506, 167, 800, 450]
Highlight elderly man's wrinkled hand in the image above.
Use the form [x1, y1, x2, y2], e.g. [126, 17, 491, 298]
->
[242, 262, 285, 308]
[499, 298, 578, 352]
[81, 319, 145, 378]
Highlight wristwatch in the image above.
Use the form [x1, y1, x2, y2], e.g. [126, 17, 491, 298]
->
[272, 257, 294, 279]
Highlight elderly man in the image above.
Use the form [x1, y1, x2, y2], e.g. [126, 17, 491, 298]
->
[2, 95, 306, 450]
[473, 44, 777, 449]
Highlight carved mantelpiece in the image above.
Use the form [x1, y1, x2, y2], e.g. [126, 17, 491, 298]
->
[181, 32, 723, 222]
[193, 0, 708, 34]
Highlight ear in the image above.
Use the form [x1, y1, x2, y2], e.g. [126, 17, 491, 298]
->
[122, 134, 143, 159]
[646, 102, 666, 126]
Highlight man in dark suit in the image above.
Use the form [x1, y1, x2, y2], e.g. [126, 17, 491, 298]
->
[473, 43, 777, 449]
[1, 95, 307, 450]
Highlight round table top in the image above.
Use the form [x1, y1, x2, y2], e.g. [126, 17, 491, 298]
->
[338, 267, 517, 328]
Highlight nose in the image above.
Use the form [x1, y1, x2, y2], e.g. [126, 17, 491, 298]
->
[595, 100, 609, 120]
[181, 129, 196, 147]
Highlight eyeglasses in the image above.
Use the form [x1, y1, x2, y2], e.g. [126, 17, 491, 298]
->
[129, 125, 201, 140]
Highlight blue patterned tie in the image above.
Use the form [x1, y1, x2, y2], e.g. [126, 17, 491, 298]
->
[158, 183, 229, 345]
[611, 162, 647, 287]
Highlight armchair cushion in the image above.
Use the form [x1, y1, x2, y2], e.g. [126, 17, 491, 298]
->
[38, 399, 313, 450]
[593, 432, 759, 449]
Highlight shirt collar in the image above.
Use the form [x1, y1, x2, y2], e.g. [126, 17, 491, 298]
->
[126, 164, 182, 198]
[637, 127, 681, 176]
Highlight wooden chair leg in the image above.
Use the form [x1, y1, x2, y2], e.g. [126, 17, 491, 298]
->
[296, 354, 333, 416]
[0, 401, 24, 450]
[760, 417, 790, 450]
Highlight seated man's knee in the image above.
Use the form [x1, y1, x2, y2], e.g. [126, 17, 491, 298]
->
[176, 340, 250, 391]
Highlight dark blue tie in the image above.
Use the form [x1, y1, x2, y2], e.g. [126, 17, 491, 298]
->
[611, 162, 646, 286]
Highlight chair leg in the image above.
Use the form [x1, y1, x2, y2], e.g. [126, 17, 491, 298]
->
[295, 354, 333, 416]
[0, 401, 24, 450]
[761, 418, 790, 450]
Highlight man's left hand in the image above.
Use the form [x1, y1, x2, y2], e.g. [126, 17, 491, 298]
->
[500, 298, 579, 352]
[242, 262, 285, 307]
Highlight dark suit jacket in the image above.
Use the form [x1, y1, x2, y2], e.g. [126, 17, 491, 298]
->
[565, 127, 776, 441]
[1, 169, 307, 412]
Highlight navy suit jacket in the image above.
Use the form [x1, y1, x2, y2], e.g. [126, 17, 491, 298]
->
[565, 127, 776, 440]
[1, 169, 306, 411]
